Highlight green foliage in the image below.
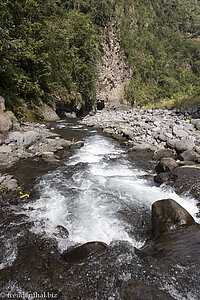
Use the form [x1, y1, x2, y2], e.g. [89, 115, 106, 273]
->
[116, 0, 200, 106]
[0, 0, 199, 115]
[0, 0, 100, 115]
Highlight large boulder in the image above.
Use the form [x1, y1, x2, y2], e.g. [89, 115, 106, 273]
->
[8, 131, 24, 145]
[153, 148, 177, 161]
[171, 165, 200, 199]
[180, 149, 197, 162]
[23, 131, 43, 148]
[62, 241, 108, 263]
[152, 199, 195, 239]
[172, 126, 188, 138]
[0, 112, 13, 132]
[0, 96, 5, 113]
[155, 157, 178, 173]
[175, 139, 195, 152]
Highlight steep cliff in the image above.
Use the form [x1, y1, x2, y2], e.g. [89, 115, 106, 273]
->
[96, 24, 131, 108]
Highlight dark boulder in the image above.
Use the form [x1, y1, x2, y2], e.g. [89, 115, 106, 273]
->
[152, 199, 195, 239]
[62, 241, 108, 263]
[171, 166, 200, 199]
[154, 172, 176, 184]
[155, 157, 178, 173]
[179, 149, 197, 162]
[153, 148, 177, 161]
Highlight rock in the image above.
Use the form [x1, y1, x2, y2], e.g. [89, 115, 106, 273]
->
[154, 172, 173, 184]
[191, 118, 200, 126]
[171, 166, 200, 198]
[55, 225, 69, 239]
[62, 241, 108, 263]
[42, 152, 55, 158]
[175, 139, 195, 152]
[167, 138, 179, 149]
[153, 148, 177, 160]
[0, 112, 13, 132]
[6, 179, 18, 190]
[8, 131, 24, 145]
[69, 141, 84, 150]
[195, 146, 200, 155]
[23, 131, 43, 148]
[0, 145, 11, 153]
[155, 157, 178, 173]
[120, 280, 174, 300]
[152, 199, 195, 239]
[158, 133, 168, 142]
[0, 96, 5, 113]
[36, 104, 60, 121]
[122, 129, 134, 139]
[172, 126, 188, 138]
[196, 120, 200, 130]
[180, 150, 197, 162]
[179, 161, 196, 166]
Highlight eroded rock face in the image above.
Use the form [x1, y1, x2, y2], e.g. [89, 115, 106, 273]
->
[62, 241, 108, 263]
[152, 199, 195, 239]
[37, 104, 60, 121]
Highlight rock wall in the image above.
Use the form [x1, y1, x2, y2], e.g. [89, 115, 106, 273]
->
[96, 24, 131, 108]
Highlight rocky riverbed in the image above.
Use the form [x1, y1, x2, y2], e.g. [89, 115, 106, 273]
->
[0, 96, 83, 193]
[81, 107, 200, 199]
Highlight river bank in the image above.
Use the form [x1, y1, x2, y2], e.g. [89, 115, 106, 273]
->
[81, 107, 200, 199]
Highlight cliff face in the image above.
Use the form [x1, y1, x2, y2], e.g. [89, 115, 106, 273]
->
[96, 24, 131, 108]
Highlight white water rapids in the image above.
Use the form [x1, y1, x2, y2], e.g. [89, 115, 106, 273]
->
[24, 122, 199, 251]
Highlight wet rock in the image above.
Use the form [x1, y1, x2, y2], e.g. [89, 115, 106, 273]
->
[170, 166, 200, 198]
[69, 141, 84, 150]
[120, 280, 174, 300]
[180, 149, 197, 162]
[152, 199, 195, 239]
[62, 241, 108, 263]
[55, 225, 69, 239]
[155, 157, 178, 173]
[154, 172, 174, 184]
[153, 148, 177, 161]
[175, 139, 195, 152]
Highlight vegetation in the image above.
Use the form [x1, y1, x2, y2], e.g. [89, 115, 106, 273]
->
[0, 0, 199, 116]
[116, 0, 200, 107]
[0, 0, 101, 116]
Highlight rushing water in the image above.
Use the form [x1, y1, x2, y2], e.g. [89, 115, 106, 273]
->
[2, 118, 200, 300]
[24, 119, 199, 252]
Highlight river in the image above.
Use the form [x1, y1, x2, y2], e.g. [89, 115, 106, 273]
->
[1, 118, 200, 299]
